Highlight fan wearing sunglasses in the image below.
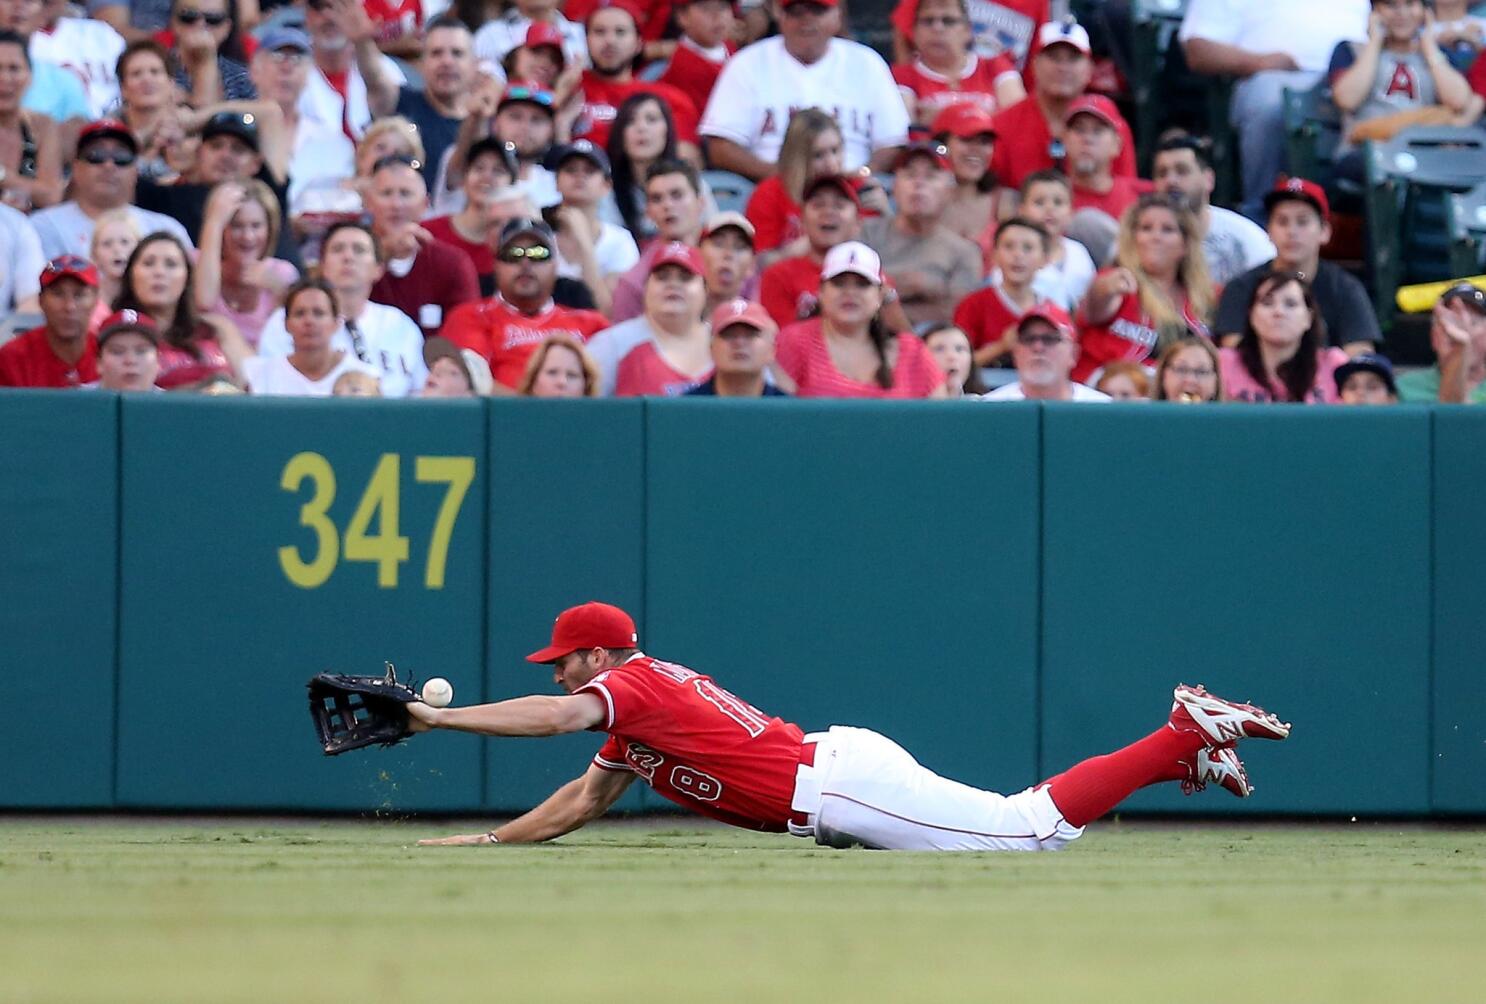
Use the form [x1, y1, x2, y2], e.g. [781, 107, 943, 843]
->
[440, 217, 608, 391]
[28, 119, 192, 261]
[167, 0, 255, 103]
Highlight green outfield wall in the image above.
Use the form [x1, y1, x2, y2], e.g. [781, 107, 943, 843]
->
[1, 393, 1481, 817]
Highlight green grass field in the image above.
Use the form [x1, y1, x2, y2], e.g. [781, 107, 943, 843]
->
[2, 818, 1483, 1003]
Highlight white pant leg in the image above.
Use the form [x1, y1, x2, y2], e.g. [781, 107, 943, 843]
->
[798, 726, 1084, 852]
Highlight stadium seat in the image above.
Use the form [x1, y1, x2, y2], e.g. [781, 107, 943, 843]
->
[702, 170, 755, 215]
[1447, 182, 1486, 279]
[1363, 126, 1486, 325]
[1282, 84, 1348, 198]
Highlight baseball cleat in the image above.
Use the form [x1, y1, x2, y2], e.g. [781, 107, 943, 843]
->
[1181, 744, 1253, 798]
[1169, 683, 1291, 744]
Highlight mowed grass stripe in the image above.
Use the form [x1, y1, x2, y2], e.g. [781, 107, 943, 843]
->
[1, 821, 1483, 1004]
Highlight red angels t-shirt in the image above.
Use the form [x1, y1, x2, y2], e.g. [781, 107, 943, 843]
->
[989, 97, 1138, 192]
[745, 176, 802, 254]
[1072, 271, 1210, 383]
[576, 72, 701, 150]
[776, 317, 945, 398]
[893, 53, 1017, 121]
[759, 254, 825, 326]
[578, 655, 806, 832]
[656, 38, 736, 112]
[953, 284, 1035, 355]
[423, 215, 494, 280]
[440, 294, 608, 388]
[364, 0, 422, 45]
[0, 327, 97, 388]
[1071, 176, 1151, 221]
[155, 335, 232, 389]
[891, 0, 1048, 76]
[613, 340, 712, 396]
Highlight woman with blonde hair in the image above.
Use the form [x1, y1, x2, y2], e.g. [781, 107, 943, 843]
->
[518, 334, 600, 398]
[1154, 336, 1223, 403]
[88, 209, 142, 331]
[194, 180, 298, 347]
[1074, 194, 1214, 384]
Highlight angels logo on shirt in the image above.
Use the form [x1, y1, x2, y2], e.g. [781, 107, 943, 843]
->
[970, 0, 1037, 65]
[760, 106, 877, 144]
[1383, 62, 1419, 101]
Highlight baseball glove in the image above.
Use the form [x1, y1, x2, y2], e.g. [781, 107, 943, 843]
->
[307, 662, 421, 756]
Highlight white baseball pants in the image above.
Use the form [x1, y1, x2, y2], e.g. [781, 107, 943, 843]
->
[787, 726, 1084, 852]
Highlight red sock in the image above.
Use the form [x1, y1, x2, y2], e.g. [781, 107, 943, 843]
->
[1043, 726, 1205, 828]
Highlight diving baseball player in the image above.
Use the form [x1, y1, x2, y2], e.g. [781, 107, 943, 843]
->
[409, 602, 1291, 850]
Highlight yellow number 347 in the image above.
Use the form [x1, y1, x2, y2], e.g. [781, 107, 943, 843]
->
[277, 452, 475, 590]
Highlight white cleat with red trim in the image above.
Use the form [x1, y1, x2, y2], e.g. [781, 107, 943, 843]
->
[1181, 744, 1253, 798]
[1169, 684, 1291, 744]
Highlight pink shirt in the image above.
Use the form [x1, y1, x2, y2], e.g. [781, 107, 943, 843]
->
[1219, 346, 1348, 404]
[208, 259, 299, 348]
[614, 340, 711, 397]
[776, 318, 945, 398]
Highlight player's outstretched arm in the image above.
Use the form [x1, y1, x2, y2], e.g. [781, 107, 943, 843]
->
[418, 764, 635, 846]
[406, 693, 606, 738]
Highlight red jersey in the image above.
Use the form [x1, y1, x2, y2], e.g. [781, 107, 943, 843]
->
[745, 176, 802, 254]
[364, 0, 421, 45]
[656, 38, 735, 112]
[759, 254, 824, 326]
[566, 0, 673, 42]
[893, 53, 1017, 122]
[441, 294, 608, 388]
[776, 318, 945, 398]
[576, 72, 701, 150]
[1071, 176, 1151, 221]
[1072, 272, 1210, 383]
[953, 284, 1036, 358]
[892, 0, 1048, 80]
[423, 215, 494, 286]
[989, 97, 1137, 192]
[0, 327, 97, 388]
[579, 655, 805, 832]
[155, 335, 232, 389]
[1470, 54, 1486, 98]
[369, 240, 482, 341]
[613, 340, 712, 396]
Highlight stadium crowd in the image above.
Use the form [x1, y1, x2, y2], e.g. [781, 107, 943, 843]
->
[1, 0, 1485, 402]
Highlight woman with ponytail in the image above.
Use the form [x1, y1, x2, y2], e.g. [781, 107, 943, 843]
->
[772, 241, 946, 399]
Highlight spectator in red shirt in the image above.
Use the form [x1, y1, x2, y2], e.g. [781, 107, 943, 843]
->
[1075, 194, 1215, 384]
[760, 174, 863, 327]
[954, 216, 1050, 366]
[0, 256, 99, 388]
[894, 0, 1026, 126]
[577, 0, 701, 159]
[440, 217, 608, 390]
[774, 241, 947, 398]
[891, 0, 1049, 76]
[365, 154, 481, 339]
[504, 21, 567, 90]
[423, 138, 520, 292]
[655, 0, 736, 113]
[933, 103, 1001, 268]
[744, 108, 845, 260]
[989, 19, 1137, 205]
[1063, 93, 1146, 222]
[611, 242, 714, 396]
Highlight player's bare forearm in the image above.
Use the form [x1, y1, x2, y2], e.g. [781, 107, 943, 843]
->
[409, 693, 606, 737]
[417, 767, 633, 846]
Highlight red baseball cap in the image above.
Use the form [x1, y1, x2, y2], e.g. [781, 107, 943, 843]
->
[1064, 93, 1121, 129]
[526, 602, 639, 662]
[77, 118, 138, 155]
[96, 308, 160, 346]
[651, 240, 705, 276]
[710, 298, 776, 335]
[801, 173, 861, 208]
[585, 0, 645, 26]
[931, 103, 997, 140]
[1018, 303, 1076, 339]
[39, 255, 99, 289]
[524, 21, 567, 63]
[1263, 175, 1330, 223]
[892, 140, 951, 172]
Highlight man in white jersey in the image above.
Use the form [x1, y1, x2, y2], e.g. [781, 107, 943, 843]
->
[408, 601, 1291, 850]
[27, 0, 125, 117]
[257, 221, 428, 397]
[701, 0, 910, 180]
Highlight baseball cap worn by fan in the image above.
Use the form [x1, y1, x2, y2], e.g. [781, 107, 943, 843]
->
[1333, 352, 1397, 396]
[498, 216, 558, 253]
[821, 241, 883, 284]
[77, 119, 138, 155]
[526, 602, 639, 663]
[1264, 176, 1330, 223]
[259, 26, 312, 54]
[651, 240, 705, 275]
[1038, 19, 1092, 56]
[524, 20, 566, 62]
[1440, 281, 1486, 314]
[801, 173, 861, 208]
[422, 336, 495, 395]
[710, 298, 775, 335]
[892, 140, 951, 172]
[39, 255, 99, 289]
[1018, 303, 1076, 338]
[1064, 94, 1122, 130]
[202, 111, 260, 151]
[550, 139, 612, 178]
[932, 103, 997, 140]
[701, 210, 756, 245]
[499, 81, 557, 116]
[96, 309, 160, 348]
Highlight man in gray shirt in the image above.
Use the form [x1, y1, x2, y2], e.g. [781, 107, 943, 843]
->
[861, 141, 982, 329]
[28, 120, 193, 260]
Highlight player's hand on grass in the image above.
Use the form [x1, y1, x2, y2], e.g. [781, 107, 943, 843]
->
[417, 831, 498, 846]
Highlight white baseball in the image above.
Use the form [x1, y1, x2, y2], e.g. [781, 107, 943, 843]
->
[421, 677, 454, 708]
